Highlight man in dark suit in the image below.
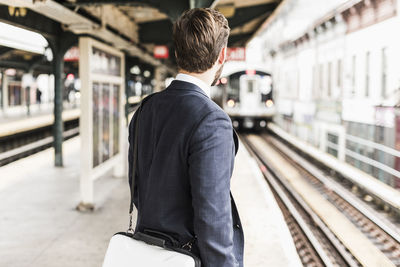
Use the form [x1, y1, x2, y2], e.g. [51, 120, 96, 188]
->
[128, 8, 244, 267]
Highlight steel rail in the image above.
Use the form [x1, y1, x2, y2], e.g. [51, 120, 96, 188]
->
[264, 133, 400, 266]
[241, 134, 357, 267]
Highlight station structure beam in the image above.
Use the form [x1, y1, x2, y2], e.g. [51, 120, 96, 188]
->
[229, 33, 254, 46]
[71, 0, 218, 20]
[71, 0, 188, 21]
[47, 32, 77, 167]
[0, 46, 13, 57]
[227, 3, 276, 29]
[190, 0, 218, 9]
[1, 69, 7, 110]
[0, 57, 51, 73]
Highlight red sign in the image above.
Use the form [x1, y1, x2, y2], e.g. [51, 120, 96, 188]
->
[64, 46, 79, 62]
[245, 69, 256, 75]
[154, 45, 169, 59]
[226, 47, 246, 61]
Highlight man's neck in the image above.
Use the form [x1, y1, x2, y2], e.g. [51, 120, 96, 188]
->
[179, 69, 214, 86]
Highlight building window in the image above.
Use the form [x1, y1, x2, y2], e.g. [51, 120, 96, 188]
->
[312, 65, 317, 99]
[365, 51, 370, 97]
[337, 59, 342, 89]
[328, 62, 332, 97]
[319, 64, 324, 98]
[352, 55, 356, 96]
[381, 47, 387, 98]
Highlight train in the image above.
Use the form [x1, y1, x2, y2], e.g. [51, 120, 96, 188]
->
[212, 64, 276, 130]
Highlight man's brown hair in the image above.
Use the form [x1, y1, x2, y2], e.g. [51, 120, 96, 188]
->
[173, 8, 230, 73]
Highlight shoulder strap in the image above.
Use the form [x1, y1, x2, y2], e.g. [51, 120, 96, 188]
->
[129, 93, 158, 214]
[129, 104, 141, 214]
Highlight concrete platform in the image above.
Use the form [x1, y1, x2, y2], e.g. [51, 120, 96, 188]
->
[0, 107, 79, 138]
[232, 139, 302, 267]
[0, 102, 78, 124]
[0, 135, 301, 267]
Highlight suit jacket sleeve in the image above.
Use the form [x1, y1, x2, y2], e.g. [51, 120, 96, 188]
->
[188, 110, 237, 267]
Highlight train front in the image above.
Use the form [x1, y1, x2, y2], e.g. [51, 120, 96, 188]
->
[212, 69, 276, 130]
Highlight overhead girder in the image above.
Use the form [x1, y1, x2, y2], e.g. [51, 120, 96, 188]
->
[138, 19, 173, 44]
[0, 59, 52, 73]
[228, 33, 253, 47]
[227, 3, 276, 29]
[70, 0, 191, 21]
[0, 0, 277, 69]
[136, 3, 276, 47]
[71, 0, 217, 20]
[190, 0, 217, 9]
[0, 46, 13, 58]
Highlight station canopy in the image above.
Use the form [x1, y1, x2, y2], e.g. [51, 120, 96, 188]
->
[0, 0, 280, 70]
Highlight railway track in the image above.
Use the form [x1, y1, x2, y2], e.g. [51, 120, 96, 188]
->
[0, 120, 79, 166]
[241, 133, 400, 267]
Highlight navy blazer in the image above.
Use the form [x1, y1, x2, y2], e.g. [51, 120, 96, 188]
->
[128, 80, 244, 267]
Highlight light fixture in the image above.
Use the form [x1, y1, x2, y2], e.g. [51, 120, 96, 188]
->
[8, 7, 27, 17]
[143, 70, 151, 78]
[130, 65, 141, 75]
[227, 99, 235, 108]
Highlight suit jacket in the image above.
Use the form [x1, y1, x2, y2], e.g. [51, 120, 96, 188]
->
[128, 80, 244, 267]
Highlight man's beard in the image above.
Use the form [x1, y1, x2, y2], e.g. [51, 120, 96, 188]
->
[211, 64, 224, 86]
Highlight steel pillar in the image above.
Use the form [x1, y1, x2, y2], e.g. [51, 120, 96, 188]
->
[47, 32, 77, 167]
[53, 48, 64, 166]
[1, 70, 8, 112]
[0, 70, 3, 109]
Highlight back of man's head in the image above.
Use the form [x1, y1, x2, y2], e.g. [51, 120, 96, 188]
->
[173, 8, 230, 74]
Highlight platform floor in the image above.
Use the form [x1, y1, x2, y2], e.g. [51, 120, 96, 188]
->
[0, 106, 80, 138]
[0, 136, 301, 267]
[0, 102, 78, 124]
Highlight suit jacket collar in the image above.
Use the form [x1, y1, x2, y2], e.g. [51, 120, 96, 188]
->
[167, 80, 239, 155]
[167, 80, 208, 98]
[175, 73, 211, 98]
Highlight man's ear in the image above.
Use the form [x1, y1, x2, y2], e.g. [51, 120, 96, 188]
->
[218, 46, 227, 64]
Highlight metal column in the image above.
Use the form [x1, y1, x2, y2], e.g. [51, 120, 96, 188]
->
[1, 70, 8, 112]
[48, 32, 77, 167]
[53, 48, 64, 167]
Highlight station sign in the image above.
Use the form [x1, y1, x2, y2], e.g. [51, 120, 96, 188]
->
[226, 47, 246, 61]
[153, 45, 169, 59]
[64, 46, 79, 62]
[78, 37, 125, 209]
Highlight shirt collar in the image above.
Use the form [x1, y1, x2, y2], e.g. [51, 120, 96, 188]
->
[175, 73, 211, 98]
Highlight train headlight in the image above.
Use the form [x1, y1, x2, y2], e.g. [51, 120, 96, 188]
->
[227, 99, 235, 108]
[265, 100, 274, 107]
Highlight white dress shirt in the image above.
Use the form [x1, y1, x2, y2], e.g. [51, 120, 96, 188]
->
[175, 73, 211, 98]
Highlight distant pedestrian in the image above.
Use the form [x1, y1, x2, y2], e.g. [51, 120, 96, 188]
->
[128, 8, 243, 267]
[36, 88, 42, 105]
